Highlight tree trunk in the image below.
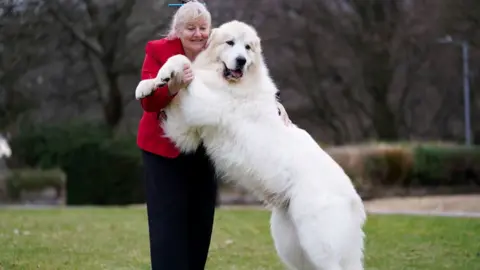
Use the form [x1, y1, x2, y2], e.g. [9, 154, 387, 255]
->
[104, 74, 123, 129]
[371, 86, 398, 141]
[88, 52, 123, 129]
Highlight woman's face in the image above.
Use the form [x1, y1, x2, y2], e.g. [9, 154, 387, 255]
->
[179, 18, 210, 55]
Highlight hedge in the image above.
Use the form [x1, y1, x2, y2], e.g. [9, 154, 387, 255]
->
[5, 168, 66, 201]
[8, 120, 480, 204]
[327, 142, 480, 198]
[9, 122, 145, 205]
[411, 144, 480, 186]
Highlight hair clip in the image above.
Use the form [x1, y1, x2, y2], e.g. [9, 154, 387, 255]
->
[168, 0, 206, 7]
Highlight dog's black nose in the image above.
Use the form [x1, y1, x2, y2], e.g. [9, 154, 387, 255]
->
[236, 57, 246, 68]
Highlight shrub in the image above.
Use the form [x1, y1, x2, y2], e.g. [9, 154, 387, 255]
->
[326, 146, 366, 189]
[327, 142, 480, 199]
[6, 168, 66, 201]
[327, 144, 413, 197]
[412, 144, 480, 186]
[361, 144, 413, 186]
[9, 122, 145, 205]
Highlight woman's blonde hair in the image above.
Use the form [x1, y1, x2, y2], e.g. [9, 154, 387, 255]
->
[166, 1, 212, 40]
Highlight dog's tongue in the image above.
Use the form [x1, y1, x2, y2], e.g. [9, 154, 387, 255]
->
[231, 70, 242, 77]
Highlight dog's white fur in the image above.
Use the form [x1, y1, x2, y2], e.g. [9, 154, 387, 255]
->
[0, 134, 11, 159]
[135, 20, 367, 270]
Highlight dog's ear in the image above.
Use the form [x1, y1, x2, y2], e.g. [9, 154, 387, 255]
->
[205, 28, 218, 49]
[252, 38, 262, 54]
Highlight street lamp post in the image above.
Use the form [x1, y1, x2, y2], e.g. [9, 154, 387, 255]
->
[437, 35, 473, 146]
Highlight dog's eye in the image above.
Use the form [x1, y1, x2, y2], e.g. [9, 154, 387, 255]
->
[226, 40, 234, 46]
[245, 45, 251, 50]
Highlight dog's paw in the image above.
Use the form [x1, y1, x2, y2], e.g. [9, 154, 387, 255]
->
[153, 55, 192, 88]
[135, 79, 156, 100]
[153, 68, 174, 89]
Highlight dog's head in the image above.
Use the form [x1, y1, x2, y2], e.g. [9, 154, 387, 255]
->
[204, 20, 262, 83]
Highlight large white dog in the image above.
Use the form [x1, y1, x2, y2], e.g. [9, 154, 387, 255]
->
[135, 20, 367, 270]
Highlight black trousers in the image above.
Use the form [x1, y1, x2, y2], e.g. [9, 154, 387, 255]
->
[142, 146, 218, 270]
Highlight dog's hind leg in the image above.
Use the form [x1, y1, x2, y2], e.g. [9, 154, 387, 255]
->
[288, 194, 361, 270]
[339, 228, 365, 270]
[270, 207, 314, 270]
[340, 198, 366, 270]
[340, 248, 364, 270]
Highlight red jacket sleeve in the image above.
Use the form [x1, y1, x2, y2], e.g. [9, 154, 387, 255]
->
[139, 41, 176, 112]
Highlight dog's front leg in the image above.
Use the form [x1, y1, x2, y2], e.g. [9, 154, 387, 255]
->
[181, 80, 224, 127]
[134, 79, 156, 100]
[135, 55, 192, 99]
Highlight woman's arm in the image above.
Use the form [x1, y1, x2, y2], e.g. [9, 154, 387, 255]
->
[138, 42, 177, 112]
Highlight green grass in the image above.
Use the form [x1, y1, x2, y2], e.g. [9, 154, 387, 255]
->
[0, 207, 479, 270]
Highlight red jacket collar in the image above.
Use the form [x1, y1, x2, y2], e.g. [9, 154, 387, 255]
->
[168, 38, 186, 56]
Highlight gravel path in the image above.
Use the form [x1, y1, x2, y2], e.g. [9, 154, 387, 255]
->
[220, 194, 480, 218]
[2, 194, 480, 218]
[364, 194, 480, 213]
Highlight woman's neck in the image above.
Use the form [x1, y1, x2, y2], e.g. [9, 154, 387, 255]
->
[184, 49, 199, 61]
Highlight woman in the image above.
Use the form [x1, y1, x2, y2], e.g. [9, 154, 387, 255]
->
[136, 1, 291, 269]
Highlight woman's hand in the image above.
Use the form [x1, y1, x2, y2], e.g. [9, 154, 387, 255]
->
[182, 64, 194, 85]
[168, 64, 195, 95]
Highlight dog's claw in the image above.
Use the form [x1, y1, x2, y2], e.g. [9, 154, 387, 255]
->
[154, 82, 166, 88]
[154, 71, 175, 89]
[154, 78, 169, 88]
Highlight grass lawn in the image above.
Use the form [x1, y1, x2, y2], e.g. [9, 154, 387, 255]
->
[0, 207, 479, 270]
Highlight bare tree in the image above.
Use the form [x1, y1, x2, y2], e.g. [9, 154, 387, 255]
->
[45, 0, 170, 129]
[2, 0, 477, 143]
[0, 0, 49, 130]
[255, 0, 446, 143]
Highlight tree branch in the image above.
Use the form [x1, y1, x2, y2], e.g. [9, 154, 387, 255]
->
[45, 2, 104, 57]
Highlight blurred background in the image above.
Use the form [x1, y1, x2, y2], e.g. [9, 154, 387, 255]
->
[0, 0, 479, 207]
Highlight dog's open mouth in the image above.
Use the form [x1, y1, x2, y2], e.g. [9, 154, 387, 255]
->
[223, 63, 243, 80]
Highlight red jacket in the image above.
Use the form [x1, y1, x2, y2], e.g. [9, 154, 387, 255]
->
[137, 38, 185, 158]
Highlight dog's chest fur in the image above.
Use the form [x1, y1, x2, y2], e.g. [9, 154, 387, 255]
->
[196, 95, 294, 203]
